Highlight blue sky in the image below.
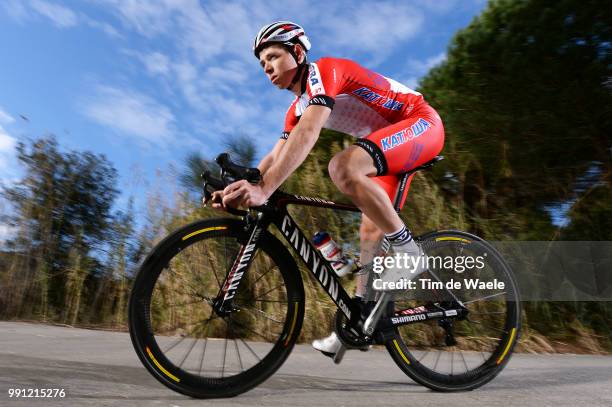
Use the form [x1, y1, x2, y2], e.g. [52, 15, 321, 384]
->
[0, 0, 489, 239]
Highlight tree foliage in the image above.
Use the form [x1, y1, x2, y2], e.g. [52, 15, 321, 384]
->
[0, 136, 135, 324]
[419, 0, 611, 237]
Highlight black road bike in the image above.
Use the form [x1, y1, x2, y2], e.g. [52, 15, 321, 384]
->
[129, 153, 521, 398]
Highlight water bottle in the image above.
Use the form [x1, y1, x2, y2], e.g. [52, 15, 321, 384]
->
[313, 231, 354, 277]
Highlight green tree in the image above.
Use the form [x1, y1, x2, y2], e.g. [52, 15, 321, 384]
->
[1, 136, 120, 320]
[419, 0, 611, 237]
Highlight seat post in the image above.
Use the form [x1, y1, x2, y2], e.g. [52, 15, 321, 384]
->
[392, 172, 411, 213]
[391, 155, 444, 213]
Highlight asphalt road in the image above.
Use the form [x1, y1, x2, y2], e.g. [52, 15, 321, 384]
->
[1, 321, 611, 406]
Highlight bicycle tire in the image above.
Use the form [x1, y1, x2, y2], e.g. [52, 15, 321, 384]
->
[129, 218, 305, 398]
[385, 230, 521, 391]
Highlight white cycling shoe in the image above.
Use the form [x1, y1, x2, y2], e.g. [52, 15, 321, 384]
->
[312, 332, 350, 364]
[312, 332, 343, 356]
[312, 331, 371, 364]
[378, 240, 427, 289]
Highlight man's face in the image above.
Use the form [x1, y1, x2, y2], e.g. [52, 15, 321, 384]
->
[258, 45, 299, 89]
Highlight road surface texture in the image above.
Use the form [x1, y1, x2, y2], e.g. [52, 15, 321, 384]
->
[1, 322, 611, 406]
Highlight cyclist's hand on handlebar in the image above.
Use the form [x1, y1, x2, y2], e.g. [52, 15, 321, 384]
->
[203, 190, 228, 211]
[222, 180, 268, 208]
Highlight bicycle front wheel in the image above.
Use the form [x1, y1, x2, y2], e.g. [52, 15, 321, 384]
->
[129, 218, 305, 398]
[385, 230, 521, 391]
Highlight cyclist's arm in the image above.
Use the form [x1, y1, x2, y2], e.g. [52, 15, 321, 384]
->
[260, 105, 331, 196]
[257, 138, 286, 176]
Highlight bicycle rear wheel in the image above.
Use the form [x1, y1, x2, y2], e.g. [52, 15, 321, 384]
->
[129, 218, 305, 398]
[385, 230, 521, 391]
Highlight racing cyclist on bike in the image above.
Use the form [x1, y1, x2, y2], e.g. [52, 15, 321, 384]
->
[210, 21, 445, 359]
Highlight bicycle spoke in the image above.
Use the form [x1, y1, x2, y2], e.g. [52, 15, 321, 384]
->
[221, 327, 228, 378]
[236, 304, 284, 324]
[163, 334, 186, 354]
[468, 319, 507, 334]
[433, 350, 442, 371]
[426, 268, 464, 304]
[162, 316, 217, 353]
[238, 338, 262, 362]
[230, 318, 273, 342]
[463, 292, 507, 305]
[179, 336, 199, 369]
[480, 350, 487, 363]
[166, 298, 209, 308]
[252, 266, 278, 286]
[205, 245, 223, 290]
[165, 265, 205, 300]
[199, 337, 208, 376]
[182, 250, 210, 292]
[253, 283, 285, 301]
[468, 310, 506, 315]
[418, 349, 431, 363]
[234, 338, 244, 372]
[458, 348, 469, 372]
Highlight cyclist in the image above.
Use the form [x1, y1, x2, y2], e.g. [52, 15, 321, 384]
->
[210, 21, 445, 358]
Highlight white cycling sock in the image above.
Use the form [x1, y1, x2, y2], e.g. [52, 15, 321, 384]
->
[385, 225, 412, 246]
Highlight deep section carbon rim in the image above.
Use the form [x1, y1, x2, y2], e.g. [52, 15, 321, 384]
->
[129, 220, 303, 397]
[386, 231, 521, 390]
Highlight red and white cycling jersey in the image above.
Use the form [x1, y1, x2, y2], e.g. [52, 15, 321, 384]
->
[282, 57, 425, 139]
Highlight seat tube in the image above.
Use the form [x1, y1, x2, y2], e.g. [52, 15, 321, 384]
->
[214, 213, 268, 315]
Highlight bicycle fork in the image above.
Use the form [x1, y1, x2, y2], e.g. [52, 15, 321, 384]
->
[213, 213, 267, 316]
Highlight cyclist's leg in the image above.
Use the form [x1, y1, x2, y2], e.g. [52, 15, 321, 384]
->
[315, 105, 444, 356]
[328, 104, 444, 283]
[354, 177, 414, 297]
[355, 213, 384, 297]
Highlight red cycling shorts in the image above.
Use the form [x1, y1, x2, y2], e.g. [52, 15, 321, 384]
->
[354, 103, 445, 209]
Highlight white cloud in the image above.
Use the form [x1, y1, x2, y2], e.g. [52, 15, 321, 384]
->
[0, 108, 15, 125]
[2, 0, 120, 37]
[29, 0, 78, 28]
[320, 2, 424, 63]
[97, 0, 183, 36]
[0, 127, 17, 153]
[141, 52, 171, 76]
[409, 52, 447, 73]
[82, 15, 122, 38]
[413, 0, 460, 13]
[0, 126, 17, 173]
[82, 85, 176, 144]
[403, 77, 419, 89]
[204, 61, 249, 86]
[1, 0, 29, 22]
[397, 52, 447, 89]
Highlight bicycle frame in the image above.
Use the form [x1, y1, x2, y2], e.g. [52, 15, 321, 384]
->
[212, 189, 468, 335]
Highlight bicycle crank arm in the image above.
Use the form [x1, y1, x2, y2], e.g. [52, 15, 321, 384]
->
[363, 292, 390, 335]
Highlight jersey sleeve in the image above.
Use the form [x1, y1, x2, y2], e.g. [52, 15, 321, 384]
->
[305, 58, 340, 109]
[281, 98, 299, 139]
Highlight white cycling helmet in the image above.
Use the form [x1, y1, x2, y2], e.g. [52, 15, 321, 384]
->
[253, 21, 311, 59]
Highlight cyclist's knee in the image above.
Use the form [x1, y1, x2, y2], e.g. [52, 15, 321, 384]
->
[329, 148, 371, 192]
[329, 152, 355, 192]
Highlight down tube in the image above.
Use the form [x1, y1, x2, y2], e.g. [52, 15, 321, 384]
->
[275, 212, 360, 322]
